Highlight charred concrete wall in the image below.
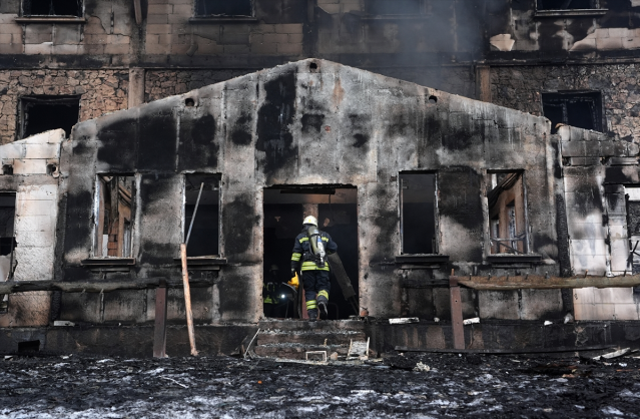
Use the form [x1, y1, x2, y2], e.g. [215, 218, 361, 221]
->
[556, 124, 640, 321]
[42, 59, 567, 325]
[0, 129, 64, 327]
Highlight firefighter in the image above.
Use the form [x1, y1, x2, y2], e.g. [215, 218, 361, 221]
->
[291, 215, 338, 321]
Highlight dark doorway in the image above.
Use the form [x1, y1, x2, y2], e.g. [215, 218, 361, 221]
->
[19, 95, 80, 139]
[263, 187, 358, 320]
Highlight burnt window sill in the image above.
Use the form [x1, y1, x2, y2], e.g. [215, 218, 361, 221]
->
[487, 255, 542, 265]
[173, 256, 227, 270]
[15, 17, 86, 24]
[396, 255, 449, 266]
[188, 17, 258, 24]
[81, 258, 136, 267]
[535, 9, 607, 17]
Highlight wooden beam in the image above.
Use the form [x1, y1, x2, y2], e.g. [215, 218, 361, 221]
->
[455, 274, 640, 290]
[133, 0, 142, 25]
[0, 277, 214, 294]
[181, 244, 199, 356]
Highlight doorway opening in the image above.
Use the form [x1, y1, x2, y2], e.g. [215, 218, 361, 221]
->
[263, 186, 358, 320]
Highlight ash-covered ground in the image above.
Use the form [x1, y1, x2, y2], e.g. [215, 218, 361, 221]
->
[1, 351, 640, 418]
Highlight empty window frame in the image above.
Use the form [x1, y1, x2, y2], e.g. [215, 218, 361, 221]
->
[367, 0, 425, 15]
[537, 0, 598, 9]
[0, 193, 16, 313]
[195, 0, 253, 17]
[184, 174, 220, 256]
[22, 0, 83, 17]
[93, 175, 135, 258]
[626, 188, 640, 274]
[400, 173, 437, 254]
[19, 96, 80, 140]
[542, 91, 603, 134]
[488, 172, 529, 255]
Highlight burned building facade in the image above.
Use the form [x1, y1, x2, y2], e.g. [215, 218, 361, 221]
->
[2, 1, 640, 355]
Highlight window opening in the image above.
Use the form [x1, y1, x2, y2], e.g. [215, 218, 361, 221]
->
[23, 0, 83, 17]
[184, 174, 219, 256]
[195, 0, 253, 17]
[367, 0, 424, 15]
[19, 96, 80, 139]
[542, 92, 603, 134]
[400, 173, 437, 254]
[626, 188, 640, 274]
[0, 193, 16, 313]
[488, 172, 529, 254]
[93, 175, 135, 258]
[537, 0, 597, 10]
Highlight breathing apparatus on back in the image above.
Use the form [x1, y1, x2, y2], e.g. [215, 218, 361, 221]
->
[303, 215, 326, 267]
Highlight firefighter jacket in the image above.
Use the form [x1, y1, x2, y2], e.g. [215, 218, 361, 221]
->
[291, 229, 338, 272]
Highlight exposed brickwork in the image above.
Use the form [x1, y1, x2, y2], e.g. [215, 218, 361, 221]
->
[491, 64, 640, 142]
[0, 70, 129, 144]
[145, 69, 253, 102]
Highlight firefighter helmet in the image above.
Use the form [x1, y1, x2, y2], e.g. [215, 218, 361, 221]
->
[303, 215, 318, 227]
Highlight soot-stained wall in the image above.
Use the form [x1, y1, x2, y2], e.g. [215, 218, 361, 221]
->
[52, 59, 564, 324]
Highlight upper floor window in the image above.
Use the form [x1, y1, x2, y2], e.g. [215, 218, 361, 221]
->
[184, 174, 220, 256]
[400, 173, 437, 254]
[22, 0, 83, 17]
[19, 95, 80, 140]
[367, 0, 426, 16]
[488, 171, 529, 255]
[195, 0, 253, 17]
[542, 91, 603, 134]
[93, 175, 135, 258]
[537, 0, 598, 9]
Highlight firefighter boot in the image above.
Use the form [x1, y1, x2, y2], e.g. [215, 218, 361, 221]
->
[317, 291, 329, 320]
[307, 309, 318, 322]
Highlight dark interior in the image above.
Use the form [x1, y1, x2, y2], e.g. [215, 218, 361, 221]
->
[185, 174, 220, 256]
[542, 91, 602, 134]
[20, 96, 80, 139]
[263, 187, 358, 320]
[25, 0, 83, 16]
[400, 173, 436, 254]
[196, 0, 252, 17]
[0, 193, 16, 257]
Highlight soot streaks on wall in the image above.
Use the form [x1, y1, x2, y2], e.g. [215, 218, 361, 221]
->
[256, 69, 299, 179]
[178, 113, 218, 171]
[138, 103, 177, 171]
[223, 194, 258, 258]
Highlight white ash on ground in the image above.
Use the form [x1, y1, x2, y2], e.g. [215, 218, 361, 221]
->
[1, 352, 640, 418]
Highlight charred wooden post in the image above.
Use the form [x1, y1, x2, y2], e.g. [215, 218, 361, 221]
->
[449, 272, 465, 350]
[153, 280, 168, 358]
